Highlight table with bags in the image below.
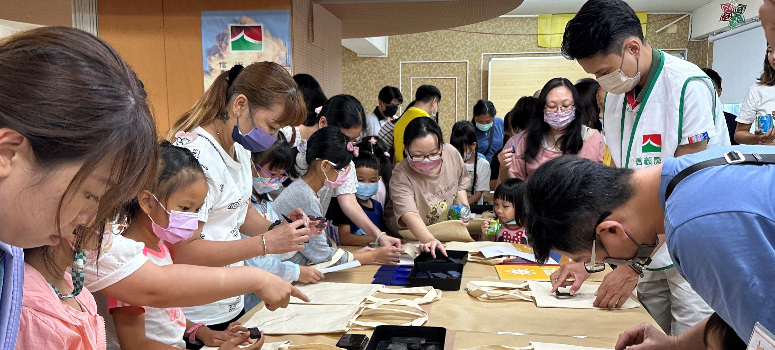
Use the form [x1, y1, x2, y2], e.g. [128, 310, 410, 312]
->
[234, 243, 657, 350]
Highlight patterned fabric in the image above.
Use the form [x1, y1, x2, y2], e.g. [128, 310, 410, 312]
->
[50, 251, 86, 299]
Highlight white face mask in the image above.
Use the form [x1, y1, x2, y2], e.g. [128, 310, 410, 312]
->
[597, 48, 640, 95]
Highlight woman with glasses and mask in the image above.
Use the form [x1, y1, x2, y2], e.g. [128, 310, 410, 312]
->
[386, 117, 471, 257]
[505, 78, 605, 180]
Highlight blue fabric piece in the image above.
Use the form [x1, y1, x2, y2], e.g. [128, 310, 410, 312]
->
[659, 145, 775, 340]
[244, 196, 301, 311]
[0, 242, 23, 350]
[475, 117, 504, 163]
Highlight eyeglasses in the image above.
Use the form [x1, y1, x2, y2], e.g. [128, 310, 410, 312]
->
[407, 149, 443, 162]
[255, 163, 289, 183]
[544, 105, 575, 113]
[584, 211, 611, 273]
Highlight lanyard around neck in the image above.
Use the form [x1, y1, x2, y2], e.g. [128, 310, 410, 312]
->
[619, 50, 665, 168]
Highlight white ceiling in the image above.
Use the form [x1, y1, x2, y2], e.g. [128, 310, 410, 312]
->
[505, 0, 714, 15]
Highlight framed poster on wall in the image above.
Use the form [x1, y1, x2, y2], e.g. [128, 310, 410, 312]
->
[201, 10, 292, 90]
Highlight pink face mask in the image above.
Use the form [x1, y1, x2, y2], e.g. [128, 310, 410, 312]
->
[148, 194, 199, 244]
[543, 108, 576, 130]
[324, 163, 350, 189]
[409, 157, 443, 175]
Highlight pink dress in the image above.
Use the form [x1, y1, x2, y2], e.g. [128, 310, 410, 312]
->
[17, 264, 106, 350]
[509, 128, 605, 180]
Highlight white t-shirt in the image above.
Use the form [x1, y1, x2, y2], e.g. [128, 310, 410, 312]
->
[174, 127, 252, 324]
[737, 83, 775, 125]
[464, 156, 491, 205]
[105, 241, 186, 349]
[603, 49, 717, 170]
[84, 234, 148, 292]
[364, 112, 381, 137]
[279, 126, 303, 148]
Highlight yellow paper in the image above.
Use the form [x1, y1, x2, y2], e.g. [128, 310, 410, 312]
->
[537, 13, 647, 48]
[496, 264, 559, 280]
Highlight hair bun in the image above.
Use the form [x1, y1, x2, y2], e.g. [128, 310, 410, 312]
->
[227, 65, 245, 85]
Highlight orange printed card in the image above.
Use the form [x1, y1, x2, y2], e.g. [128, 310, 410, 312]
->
[495, 264, 560, 280]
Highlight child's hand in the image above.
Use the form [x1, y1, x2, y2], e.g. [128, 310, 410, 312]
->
[480, 219, 491, 233]
[253, 273, 310, 310]
[297, 266, 324, 284]
[198, 324, 247, 347]
[373, 246, 402, 265]
[217, 332, 264, 350]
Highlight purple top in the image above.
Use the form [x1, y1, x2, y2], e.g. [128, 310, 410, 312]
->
[0, 242, 23, 350]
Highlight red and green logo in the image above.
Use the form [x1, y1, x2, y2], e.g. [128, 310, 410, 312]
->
[229, 25, 263, 52]
[642, 134, 662, 153]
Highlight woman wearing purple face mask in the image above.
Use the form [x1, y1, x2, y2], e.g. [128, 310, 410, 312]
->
[506, 78, 605, 181]
[385, 117, 472, 258]
[164, 62, 314, 334]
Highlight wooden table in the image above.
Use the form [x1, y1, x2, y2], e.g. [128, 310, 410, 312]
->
[240, 250, 656, 349]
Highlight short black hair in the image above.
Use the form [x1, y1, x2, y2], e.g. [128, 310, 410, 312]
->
[403, 117, 443, 149]
[703, 313, 746, 350]
[353, 151, 380, 172]
[294, 74, 328, 127]
[126, 141, 206, 219]
[473, 99, 497, 118]
[319, 94, 366, 130]
[252, 140, 294, 173]
[357, 136, 393, 192]
[507, 96, 538, 131]
[702, 68, 722, 91]
[415, 85, 442, 103]
[378, 86, 403, 104]
[525, 156, 634, 264]
[305, 126, 353, 170]
[562, 0, 644, 60]
[494, 178, 526, 225]
[574, 78, 603, 131]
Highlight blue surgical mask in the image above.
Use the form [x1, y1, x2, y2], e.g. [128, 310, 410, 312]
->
[476, 122, 494, 132]
[355, 182, 379, 200]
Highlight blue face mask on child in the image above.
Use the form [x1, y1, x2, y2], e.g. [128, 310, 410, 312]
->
[355, 182, 379, 200]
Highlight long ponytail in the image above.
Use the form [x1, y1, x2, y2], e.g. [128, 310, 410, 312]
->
[167, 61, 305, 140]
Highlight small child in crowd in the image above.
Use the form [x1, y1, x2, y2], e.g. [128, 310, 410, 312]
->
[356, 136, 393, 207]
[451, 121, 491, 205]
[480, 178, 527, 244]
[274, 127, 401, 266]
[244, 140, 323, 311]
[106, 142, 262, 350]
[328, 151, 385, 246]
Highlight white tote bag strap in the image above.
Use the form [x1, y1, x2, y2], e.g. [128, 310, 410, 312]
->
[466, 281, 533, 301]
[376, 286, 442, 304]
[310, 249, 352, 270]
[349, 293, 431, 328]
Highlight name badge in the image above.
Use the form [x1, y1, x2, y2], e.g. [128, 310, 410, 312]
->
[748, 323, 775, 350]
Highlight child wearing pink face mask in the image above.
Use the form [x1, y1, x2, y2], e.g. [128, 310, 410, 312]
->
[274, 127, 401, 267]
[104, 142, 263, 350]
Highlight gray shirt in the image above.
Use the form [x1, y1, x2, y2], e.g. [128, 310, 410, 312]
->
[273, 178, 350, 266]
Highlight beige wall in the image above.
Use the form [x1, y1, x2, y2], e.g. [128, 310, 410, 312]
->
[98, 0, 342, 135]
[343, 15, 713, 139]
[0, 0, 71, 26]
